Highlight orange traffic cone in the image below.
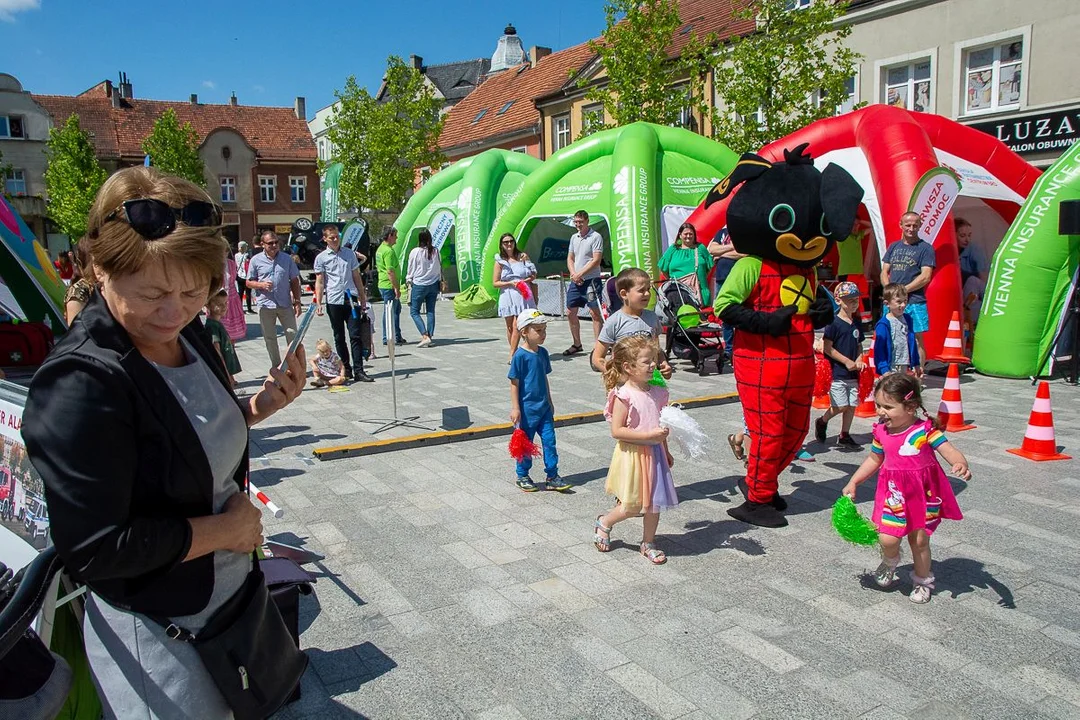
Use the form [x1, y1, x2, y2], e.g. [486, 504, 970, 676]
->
[1007, 382, 1071, 461]
[854, 345, 876, 418]
[937, 311, 970, 364]
[937, 363, 975, 432]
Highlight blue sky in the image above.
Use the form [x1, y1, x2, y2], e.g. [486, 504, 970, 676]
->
[1, 0, 608, 116]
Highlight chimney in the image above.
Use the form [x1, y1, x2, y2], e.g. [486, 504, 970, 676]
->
[189, 93, 198, 105]
[530, 46, 551, 68]
[118, 71, 133, 99]
[104, 79, 113, 97]
[410, 54, 424, 70]
[229, 91, 238, 107]
[294, 96, 306, 121]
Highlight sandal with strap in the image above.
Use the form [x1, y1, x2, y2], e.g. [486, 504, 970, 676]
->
[727, 434, 746, 462]
[640, 541, 667, 565]
[563, 344, 584, 356]
[593, 515, 612, 552]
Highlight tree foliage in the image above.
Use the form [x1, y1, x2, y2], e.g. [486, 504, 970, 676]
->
[326, 56, 445, 214]
[710, 0, 862, 153]
[577, 0, 713, 136]
[142, 108, 207, 186]
[44, 114, 107, 240]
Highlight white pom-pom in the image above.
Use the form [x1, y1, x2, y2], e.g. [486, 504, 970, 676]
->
[659, 405, 712, 460]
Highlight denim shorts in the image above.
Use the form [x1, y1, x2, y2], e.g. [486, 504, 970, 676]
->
[565, 277, 602, 309]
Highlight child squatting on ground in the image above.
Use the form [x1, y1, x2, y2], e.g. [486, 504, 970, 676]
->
[205, 289, 241, 387]
[309, 339, 348, 387]
[874, 283, 922, 378]
[508, 309, 571, 493]
[842, 373, 971, 604]
[815, 282, 866, 448]
[593, 335, 679, 565]
[590, 267, 673, 380]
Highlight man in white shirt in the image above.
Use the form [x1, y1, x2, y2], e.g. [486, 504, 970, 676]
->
[314, 225, 373, 382]
[563, 210, 604, 356]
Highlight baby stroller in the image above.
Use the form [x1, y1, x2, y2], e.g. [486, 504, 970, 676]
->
[654, 279, 724, 376]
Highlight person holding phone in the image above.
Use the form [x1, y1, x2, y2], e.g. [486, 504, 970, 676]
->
[247, 230, 303, 368]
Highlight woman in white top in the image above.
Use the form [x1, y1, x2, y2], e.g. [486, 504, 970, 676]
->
[234, 240, 253, 313]
[406, 228, 444, 348]
[492, 232, 537, 364]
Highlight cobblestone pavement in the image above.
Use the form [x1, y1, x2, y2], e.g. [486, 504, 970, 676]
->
[231, 300, 1080, 720]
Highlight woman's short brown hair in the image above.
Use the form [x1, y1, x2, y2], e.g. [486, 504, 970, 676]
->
[85, 167, 227, 294]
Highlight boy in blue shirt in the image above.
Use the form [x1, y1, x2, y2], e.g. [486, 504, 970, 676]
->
[815, 282, 865, 448]
[509, 309, 571, 492]
[874, 283, 922, 377]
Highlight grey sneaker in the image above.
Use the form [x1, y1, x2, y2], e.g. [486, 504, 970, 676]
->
[546, 476, 572, 492]
[874, 560, 899, 588]
[516, 477, 538, 492]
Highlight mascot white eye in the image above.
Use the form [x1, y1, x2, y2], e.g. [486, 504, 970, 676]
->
[820, 215, 832, 237]
[769, 204, 796, 233]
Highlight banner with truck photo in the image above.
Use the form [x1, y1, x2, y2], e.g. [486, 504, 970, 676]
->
[475, 122, 739, 312]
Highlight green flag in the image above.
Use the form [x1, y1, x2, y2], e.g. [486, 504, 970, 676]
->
[321, 162, 343, 221]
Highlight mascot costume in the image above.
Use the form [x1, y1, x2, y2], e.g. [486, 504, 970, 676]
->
[710, 144, 863, 528]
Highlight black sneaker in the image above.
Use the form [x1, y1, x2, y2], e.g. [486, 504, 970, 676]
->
[516, 477, 538, 492]
[545, 476, 572, 492]
[837, 433, 860, 449]
[396, 338, 409, 345]
[814, 417, 828, 444]
[353, 371, 374, 383]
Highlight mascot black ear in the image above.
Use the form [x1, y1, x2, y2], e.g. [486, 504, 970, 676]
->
[819, 163, 864, 241]
[705, 153, 772, 208]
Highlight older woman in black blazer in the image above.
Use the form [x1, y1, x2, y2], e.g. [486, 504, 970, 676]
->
[22, 166, 306, 718]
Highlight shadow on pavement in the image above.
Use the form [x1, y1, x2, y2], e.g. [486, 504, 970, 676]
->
[250, 467, 305, 488]
[929, 556, 1016, 607]
[431, 337, 499, 346]
[678, 475, 741, 505]
[441, 406, 473, 431]
[665, 519, 767, 557]
[560, 467, 607, 488]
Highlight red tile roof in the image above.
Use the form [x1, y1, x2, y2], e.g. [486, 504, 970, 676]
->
[33, 84, 316, 162]
[439, 41, 596, 152]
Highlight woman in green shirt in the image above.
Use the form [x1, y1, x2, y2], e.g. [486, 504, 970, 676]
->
[658, 222, 715, 305]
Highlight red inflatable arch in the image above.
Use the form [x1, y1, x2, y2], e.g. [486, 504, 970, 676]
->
[688, 105, 1042, 359]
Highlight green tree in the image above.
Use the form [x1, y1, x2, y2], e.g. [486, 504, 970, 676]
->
[577, 0, 713, 136]
[326, 56, 445, 214]
[710, 0, 862, 153]
[142, 108, 206, 186]
[44, 114, 108, 240]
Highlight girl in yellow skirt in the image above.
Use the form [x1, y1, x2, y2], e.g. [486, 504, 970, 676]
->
[593, 336, 677, 564]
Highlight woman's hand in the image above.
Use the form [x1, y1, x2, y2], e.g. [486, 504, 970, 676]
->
[248, 345, 306, 426]
[221, 493, 263, 554]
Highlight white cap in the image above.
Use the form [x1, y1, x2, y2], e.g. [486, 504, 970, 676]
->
[516, 308, 548, 329]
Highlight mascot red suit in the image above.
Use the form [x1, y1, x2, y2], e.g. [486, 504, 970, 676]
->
[710, 144, 863, 528]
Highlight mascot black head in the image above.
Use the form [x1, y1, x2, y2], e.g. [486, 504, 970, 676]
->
[705, 143, 864, 268]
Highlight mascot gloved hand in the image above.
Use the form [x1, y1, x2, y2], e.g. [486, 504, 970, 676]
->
[709, 144, 863, 528]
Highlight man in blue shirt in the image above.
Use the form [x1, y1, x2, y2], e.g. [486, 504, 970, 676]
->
[247, 230, 302, 369]
[314, 225, 372, 383]
[881, 212, 935, 372]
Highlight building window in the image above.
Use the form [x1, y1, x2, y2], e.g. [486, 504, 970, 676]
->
[786, 0, 811, 8]
[419, 166, 432, 185]
[0, 116, 25, 139]
[317, 139, 329, 162]
[472, 109, 488, 123]
[554, 114, 571, 151]
[220, 176, 236, 203]
[962, 38, 1023, 115]
[4, 169, 26, 195]
[814, 75, 858, 115]
[289, 177, 306, 203]
[258, 175, 276, 203]
[582, 103, 605, 130]
[511, 146, 528, 154]
[883, 58, 932, 113]
[497, 101, 515, 115]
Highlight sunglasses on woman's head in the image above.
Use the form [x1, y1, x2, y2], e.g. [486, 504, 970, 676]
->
[94, 198, 221, 240]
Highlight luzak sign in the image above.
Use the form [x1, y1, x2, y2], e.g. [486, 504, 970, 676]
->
[969, 107, 1080, 156]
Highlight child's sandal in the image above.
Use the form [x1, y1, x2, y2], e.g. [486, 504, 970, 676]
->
[640, 541, 667, 565]
[727, 433, 746, 462]
[593, 516, 612, 552]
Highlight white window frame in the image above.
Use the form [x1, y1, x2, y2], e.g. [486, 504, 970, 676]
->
[874, 48, 937, 114]
[317, 139, 328, 161]
[953, 26, 1031, 118]
[553, 114, 571, 151]
[220, 176, 236, 203]
[812, 73, 860, 115]
[289, 176, 306, 203]
[510, 146, 528, 154]
[0, 115, 26, 140]
[258, 175, 276, 203]
[4, 169, 26, 195]
[786, 0, 811, 9]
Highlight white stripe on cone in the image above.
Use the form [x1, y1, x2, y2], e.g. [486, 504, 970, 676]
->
[1024, 424, 1056, 442]
[1032, 398, 1053, 413]
[939, 400, 963, 413]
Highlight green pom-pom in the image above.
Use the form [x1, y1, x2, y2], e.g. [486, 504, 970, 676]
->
[831, 496, 878, 546]
[648, 368, 667, 387]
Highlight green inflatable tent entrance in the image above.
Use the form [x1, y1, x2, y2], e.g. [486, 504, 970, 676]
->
[392, 149, 542, 293]
[478, 122, 739, 301]
[973, 141, 1080, 377]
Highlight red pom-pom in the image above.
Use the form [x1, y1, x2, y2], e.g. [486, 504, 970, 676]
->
[509, 427, 541, 461]
[858, 358, 874, 400]
[515, 281, 532, 302]
[813, 352, 832, 397]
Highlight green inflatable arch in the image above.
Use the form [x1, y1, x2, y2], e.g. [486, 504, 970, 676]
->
[973, 141, 1080, 377]
[393, 149, 541, 291]
[479, 122, 739, 299]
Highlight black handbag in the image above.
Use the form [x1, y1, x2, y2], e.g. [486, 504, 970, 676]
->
[149, 565, 307, 720]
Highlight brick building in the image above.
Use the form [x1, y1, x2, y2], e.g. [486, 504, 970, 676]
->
[33, 76, 318, 246]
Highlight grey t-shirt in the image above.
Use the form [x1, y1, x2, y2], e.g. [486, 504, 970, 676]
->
[569, 230, 604, 280]
[882, 239, 935, 303]
[599, 309, 662, 345]
[887, 314, 910, 367]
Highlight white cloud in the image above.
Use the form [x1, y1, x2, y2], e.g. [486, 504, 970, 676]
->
[202, 80, 216, 90]
[0, 0, 40, 22]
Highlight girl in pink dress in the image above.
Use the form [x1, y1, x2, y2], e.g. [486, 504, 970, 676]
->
[593, 336, 677, 565]
[842, 373, 970, 603]
[222, 255, 247, 341]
